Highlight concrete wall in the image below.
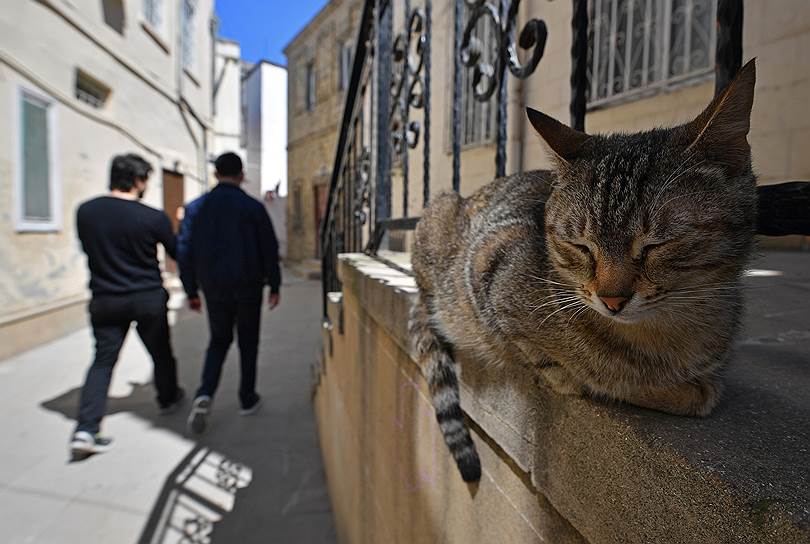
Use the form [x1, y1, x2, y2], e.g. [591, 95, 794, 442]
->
[0, 0, 214, 358]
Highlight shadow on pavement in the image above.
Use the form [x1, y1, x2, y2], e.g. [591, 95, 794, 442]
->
[40, 277, 336, 543]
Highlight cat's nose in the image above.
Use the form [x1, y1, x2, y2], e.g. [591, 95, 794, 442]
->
[599, 295, 629, 313]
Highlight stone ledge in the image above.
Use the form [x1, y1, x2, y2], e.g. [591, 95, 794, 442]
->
[336, 252, 810, 544]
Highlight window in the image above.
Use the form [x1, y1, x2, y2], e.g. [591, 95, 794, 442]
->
[459, 3, 497, 147]
[143, 0, 163, 32]
[587, 0, 717, 107]
[305, 62, 316, 111]
[338, 42, 352, 91]
[292, 184, 303, 230]
[102, 0, 125, 34]
[181, 0, 196, 70]
[17, 88, 59, 231]
[75, 69, 111, 109]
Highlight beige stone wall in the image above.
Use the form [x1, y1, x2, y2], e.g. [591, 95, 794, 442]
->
[285, 0, 363, 264]
[0, 0, 215, 356]
[316, 278, 586, 544]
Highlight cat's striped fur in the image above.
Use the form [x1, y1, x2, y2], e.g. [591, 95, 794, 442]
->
[411, 62, 758, 481]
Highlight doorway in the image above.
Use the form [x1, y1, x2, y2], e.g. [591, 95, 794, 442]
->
[162, 170, 184, 273]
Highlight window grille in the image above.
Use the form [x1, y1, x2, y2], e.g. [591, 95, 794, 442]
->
[587, 0, 717, 107]
[459, 3, 498, 147]
[75, 70, 110, 109]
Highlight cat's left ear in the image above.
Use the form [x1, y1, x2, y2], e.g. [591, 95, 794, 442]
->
[684, 59, 756, 174]
[526, 107, 590, 165]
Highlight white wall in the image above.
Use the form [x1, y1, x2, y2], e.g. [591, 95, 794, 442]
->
[242, 62, 263, 199]
[242, 61, 288, 200]
[213, 39, 245, 162]
[260, 63, 288, 197]
[0, 0, 214, 325]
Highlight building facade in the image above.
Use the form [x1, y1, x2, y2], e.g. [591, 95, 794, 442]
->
[284, 0, 363, 265]
[295, 0, 810, 259]
[212, 37, 245, 162]
[0, 0, 216, 359]
[241, 60, 288, 201]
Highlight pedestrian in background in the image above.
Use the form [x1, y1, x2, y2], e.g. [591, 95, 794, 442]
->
[71, 154, 184, 457]
[177, 152, 281, 433]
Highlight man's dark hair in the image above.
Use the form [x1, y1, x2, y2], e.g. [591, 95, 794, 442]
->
[215, 152, 243, 178]
[109, 154, 153, 191]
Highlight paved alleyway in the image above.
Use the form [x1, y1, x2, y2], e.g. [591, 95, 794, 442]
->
[0, 274, 336, 543]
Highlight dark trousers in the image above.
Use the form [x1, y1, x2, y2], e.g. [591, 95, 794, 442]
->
[196, 290, 262, 408]
[76, 288, 179, 434]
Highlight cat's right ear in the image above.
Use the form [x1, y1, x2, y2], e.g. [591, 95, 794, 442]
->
[526, 107, 590, 165]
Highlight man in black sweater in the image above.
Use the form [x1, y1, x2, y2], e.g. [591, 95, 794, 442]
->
[71, 154, 184, 457]
[177, 152, 281, 433]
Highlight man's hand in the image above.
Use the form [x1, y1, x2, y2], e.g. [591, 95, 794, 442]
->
[188, 297, 202, 312]
[268, 292, 280, 310]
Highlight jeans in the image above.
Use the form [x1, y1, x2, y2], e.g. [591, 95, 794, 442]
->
[196, 290, 262, 408]
[76, 288, 180, 434]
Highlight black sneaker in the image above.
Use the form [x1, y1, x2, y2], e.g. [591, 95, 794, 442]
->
[159, 387, 186, 415]
[239, 395, 263, 416]
[188, 395, 211, 434]
[70, 431, 113, 457]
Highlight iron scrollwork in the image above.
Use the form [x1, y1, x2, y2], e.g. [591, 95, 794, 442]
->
[353, 147, 372, 226]
[460, 0, 548, 102]
[391, 7, 428, 155]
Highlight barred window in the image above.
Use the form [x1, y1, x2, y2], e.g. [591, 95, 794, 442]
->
[75, 69, 110, 109]
[459, 4, 498, 147]
[587, 0, 717, 107]
[181, 0, 196, 70]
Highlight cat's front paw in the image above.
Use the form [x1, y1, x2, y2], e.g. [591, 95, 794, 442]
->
[626, 379, 722, 417]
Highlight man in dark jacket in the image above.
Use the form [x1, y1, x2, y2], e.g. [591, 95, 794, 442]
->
[72, 154, 184, 457]
[177, 152, 281, 433]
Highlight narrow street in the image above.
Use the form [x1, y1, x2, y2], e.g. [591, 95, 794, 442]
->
[0, 273, 336, 543]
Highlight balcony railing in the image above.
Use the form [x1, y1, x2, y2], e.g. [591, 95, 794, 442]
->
[320, 0, 810, 319]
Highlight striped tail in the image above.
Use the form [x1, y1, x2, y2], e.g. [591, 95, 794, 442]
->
[410, 298, 481, 482]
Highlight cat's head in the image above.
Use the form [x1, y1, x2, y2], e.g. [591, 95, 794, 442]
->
[527, 60, 757, 324]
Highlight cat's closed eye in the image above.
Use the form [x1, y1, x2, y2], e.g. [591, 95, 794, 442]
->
[638, 240, 670, 260]
[565, 241, 592, 256]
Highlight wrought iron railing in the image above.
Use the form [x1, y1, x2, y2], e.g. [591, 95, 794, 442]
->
[320, 0, 810, 319]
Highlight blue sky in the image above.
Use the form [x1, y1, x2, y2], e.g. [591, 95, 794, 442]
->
[215, 1, 329, 66]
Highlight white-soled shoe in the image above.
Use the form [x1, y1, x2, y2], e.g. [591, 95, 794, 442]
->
[239, 396, 263, 416]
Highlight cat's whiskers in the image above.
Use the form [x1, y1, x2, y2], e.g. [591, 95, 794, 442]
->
[538, 299, 586, 328]
[566, 304, 591, 326]
[518, 272, 579, 289]
[527, 295, 582, 316]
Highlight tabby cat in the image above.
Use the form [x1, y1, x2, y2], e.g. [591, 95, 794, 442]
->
[410, 61, 758, 482]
